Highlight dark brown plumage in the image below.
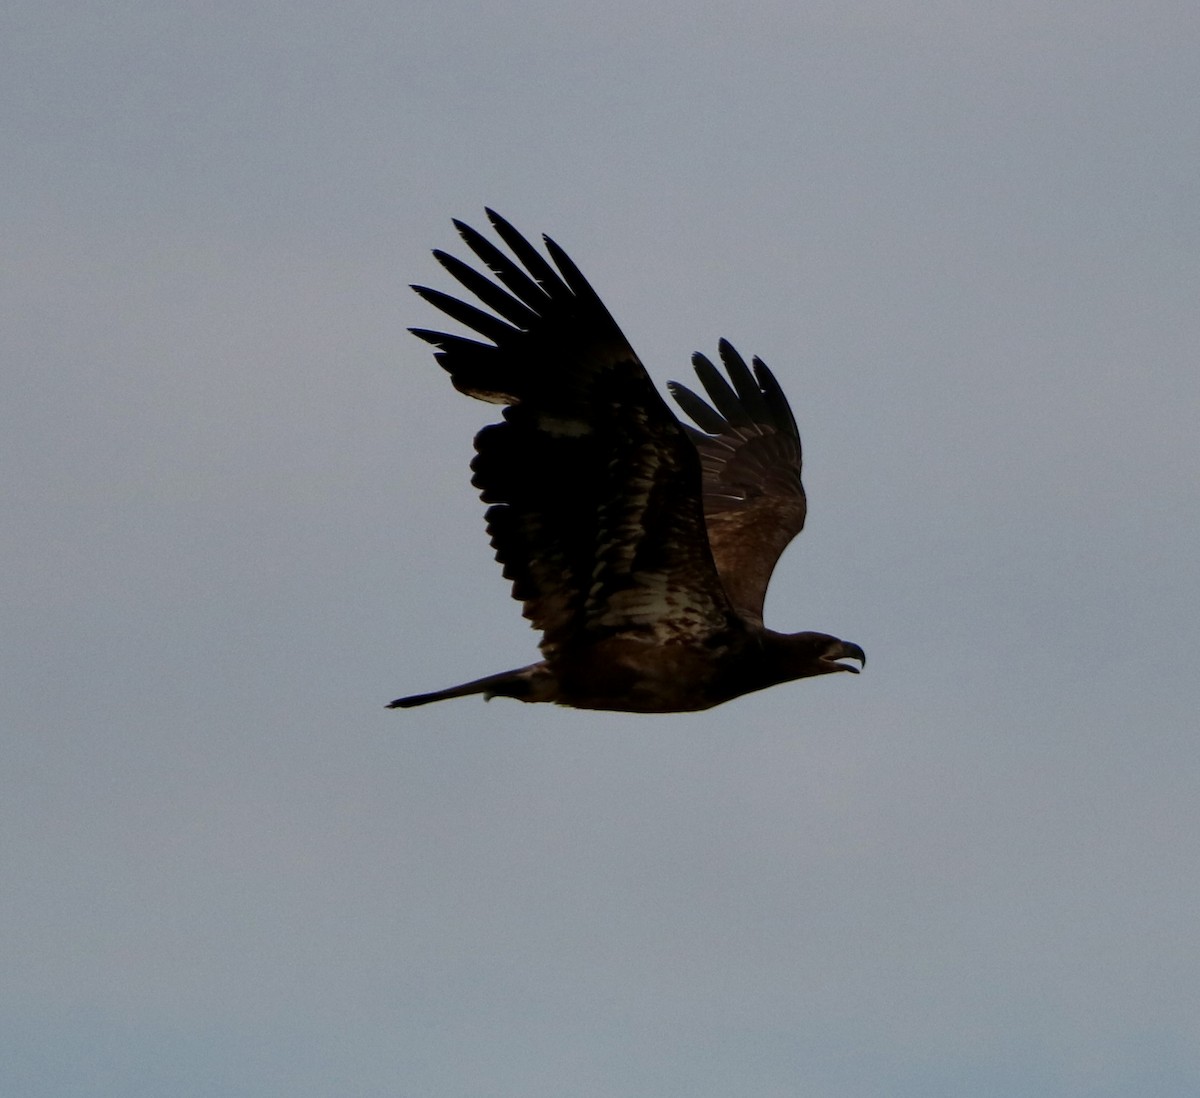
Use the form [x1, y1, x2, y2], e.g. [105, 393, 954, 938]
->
[389, 211, 864, 713]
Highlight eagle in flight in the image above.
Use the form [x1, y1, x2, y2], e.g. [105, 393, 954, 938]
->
[389, 211, 864, 713]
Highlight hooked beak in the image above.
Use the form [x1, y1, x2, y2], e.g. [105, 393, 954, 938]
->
[826, 640, 866, 674]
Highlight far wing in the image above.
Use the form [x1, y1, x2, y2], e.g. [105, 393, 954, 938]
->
[668, 340, 807, 625]
[411, 211, 738, 657]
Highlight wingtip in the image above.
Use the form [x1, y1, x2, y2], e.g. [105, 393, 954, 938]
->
[451, 217, 479, 244]
[484, 207, 510, 232]
[408, 326, 452, 346]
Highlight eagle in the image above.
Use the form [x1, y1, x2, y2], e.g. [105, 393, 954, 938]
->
[389, 211, 864, 713]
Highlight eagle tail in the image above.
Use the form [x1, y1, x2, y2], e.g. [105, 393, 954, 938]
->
[387, 662, 553, 709]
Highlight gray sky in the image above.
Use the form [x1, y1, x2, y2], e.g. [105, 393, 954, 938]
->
[5, 2, 1200, 1095]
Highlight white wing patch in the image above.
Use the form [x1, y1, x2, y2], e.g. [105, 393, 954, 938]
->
[589, 574, 724, 636]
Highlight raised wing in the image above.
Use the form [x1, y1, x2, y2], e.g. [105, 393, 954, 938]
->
[411, 211, 737, 657]
[668, 340, 807, 625]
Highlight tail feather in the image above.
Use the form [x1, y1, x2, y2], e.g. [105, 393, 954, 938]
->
[387, 663, 553, 709]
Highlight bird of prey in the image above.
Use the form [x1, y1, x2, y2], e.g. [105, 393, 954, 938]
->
[389, 211, 864, 713]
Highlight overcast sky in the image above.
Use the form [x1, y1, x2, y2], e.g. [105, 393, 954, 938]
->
[5, 2, 1200, 1095]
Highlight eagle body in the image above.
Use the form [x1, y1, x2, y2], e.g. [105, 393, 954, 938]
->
[394, 629, 856, 714]
[389, 212, 864, 713]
